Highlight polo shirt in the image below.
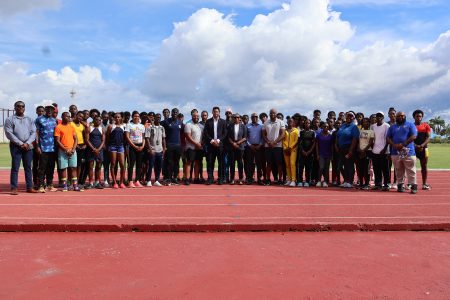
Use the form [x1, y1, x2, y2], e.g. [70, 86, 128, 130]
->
[246, 123, 263, 145]
[161, 118, 182, 147]
[387, 121, 417, 156]
[263, 119, 285, 148]
[337, 122, 359, 148]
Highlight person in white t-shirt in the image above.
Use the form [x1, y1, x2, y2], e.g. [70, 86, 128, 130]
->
[262, 108, 286, 185]
[183, 112, 204, 185]
[371, 112, 390, 191]
[357, 118, 374, 190]
[125, 111, 146, 188]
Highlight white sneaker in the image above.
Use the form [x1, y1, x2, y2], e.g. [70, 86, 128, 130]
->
[153, 181, 162, 187]
[344, 182, 353, 188]
[104, 181, 109, 188]
[304, 182, 309, 187]
[289, 181, 296, 187]
[322, 182, 328, 188]
[146, 181, 152, 187]
[284, 181, 291, 186]
[297, 182, 303, 187]
[339, 183, 346, 188]
[316, 182, 322, 187]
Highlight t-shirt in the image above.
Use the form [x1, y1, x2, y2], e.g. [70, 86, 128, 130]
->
[184, 122, 204, 150]
[35, 116, 57, 153]
[359, 129, 375, 151]
[337, 123, 359, 148]
[283, 128, 299, 150]
[371, 123, 390, 154]
[317, 133, 333, 158]
[54, 123, 76, 149]
[299, 130, 316, 152]
[161, 118, 182, 147]
[70, 122, 85, 144]
[415, 122, 431, 147]
[145, 125, 166, 153]
[125, 122, 145, 145]
[263, 119, 285, 148]
[387, 121, 417, 156]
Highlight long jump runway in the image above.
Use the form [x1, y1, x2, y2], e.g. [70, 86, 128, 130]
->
[1, 170, 450, 232]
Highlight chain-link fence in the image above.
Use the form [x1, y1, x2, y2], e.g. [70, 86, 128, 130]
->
[0, 108, 14, 143]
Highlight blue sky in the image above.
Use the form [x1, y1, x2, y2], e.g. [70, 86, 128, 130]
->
[1, 0, 450, 119]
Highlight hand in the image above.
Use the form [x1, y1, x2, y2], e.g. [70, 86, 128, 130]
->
[233, 142, 239, 149]
[345, 152, 353, 159]
[21, 143, 30, 151]
[394, 144, 404, 151]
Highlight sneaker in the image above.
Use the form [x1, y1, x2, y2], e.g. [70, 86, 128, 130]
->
[146, 181, 153, 187]
[297, 182, 303, 187]
[303, 182, 309, 187]
[184, 179, 190, 186]
[289, 181, 296, 187]
[128, 182, 136, 188]
[84, 183, 93, 190]
[362, 185, 370, 190]
[316, 182, 322, 187]
[62, 185, 68, 192]
[73, 185, 83, 192]
[339, 183, 347, 188]
[343, 183, 353, 188]
[104, 181, 110, 188]
[331, 181, 337, 186]
[382, 185, 390, 192]
[154, 181, 162, 187]
[38, 186, 46, 193]
[422, 184, 431, 190]
[95, 183, 104, 189]
[135, 181, 143, 188]
[322, 182, 328, 188]
[411, 184, 418, 194]
[391, 184, 397, 190]
[120, 183, 127, 189]
[406, 184, 411, 190]
[113, 183, 119, 189]
[397, 184, 405, 193]
[284, 181, 291, 186]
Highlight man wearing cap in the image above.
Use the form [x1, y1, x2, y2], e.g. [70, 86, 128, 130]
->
[35, 104, 58, 192]
[4, 101, 37, 194]
[371, 112, 390, 191]
[387, 111, 418, 194]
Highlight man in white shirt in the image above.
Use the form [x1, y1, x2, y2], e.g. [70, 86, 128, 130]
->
[262, 108, 286, 185]
[183, 112, 204, 185]
[371, 112, 390, 191]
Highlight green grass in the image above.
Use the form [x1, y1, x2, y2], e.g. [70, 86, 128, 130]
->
[1, 143, 449, 169]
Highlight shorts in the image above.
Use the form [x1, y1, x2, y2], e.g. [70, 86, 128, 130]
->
[58, 149, 77, 169]
[264, 147, 283, 167]
[416, 148, 429, 160]
[185, 148, 203, 163]
[109, 145, 125, 153]
[87, 149, 104, 162]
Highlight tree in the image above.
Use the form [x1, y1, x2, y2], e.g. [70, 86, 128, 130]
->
[429, 116, 446, 136]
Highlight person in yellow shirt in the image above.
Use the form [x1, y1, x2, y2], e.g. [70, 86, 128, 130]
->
[283, 118, 299, 187]
[71, 111, 87, 189]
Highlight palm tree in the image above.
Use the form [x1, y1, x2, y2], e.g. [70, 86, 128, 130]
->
[429, 116, 446, 136]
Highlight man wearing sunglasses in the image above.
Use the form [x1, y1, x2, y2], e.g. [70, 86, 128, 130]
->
[5, 101, 38, 194]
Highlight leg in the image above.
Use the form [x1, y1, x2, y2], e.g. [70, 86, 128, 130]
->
[9, 144, 22, 190]
[154, 152, 163, 182]
[109, 151, 117, 184]
[128, 147, 137, 182]
[22, 149, 34, 190]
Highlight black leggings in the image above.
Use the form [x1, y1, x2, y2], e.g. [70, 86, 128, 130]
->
[230, 148, 244, 180]
[128, 145, 144, 182]
[297, 153, 313, 183]
[38, 152, 56, 187]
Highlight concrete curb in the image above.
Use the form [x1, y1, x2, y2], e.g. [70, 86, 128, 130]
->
[2, 223, 450, 232]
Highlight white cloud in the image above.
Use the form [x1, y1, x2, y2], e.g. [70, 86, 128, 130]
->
[0, 62, 152, 113]
[140, 0, 450, 119]
[0, 0, 60, 17]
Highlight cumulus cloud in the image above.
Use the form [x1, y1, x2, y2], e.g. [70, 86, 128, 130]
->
[142, 0, 450, 118]
[0, 0, 60, 17]
[0, 62, 151, 113]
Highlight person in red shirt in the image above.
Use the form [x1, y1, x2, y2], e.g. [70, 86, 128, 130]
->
[413, 110, 431, 190]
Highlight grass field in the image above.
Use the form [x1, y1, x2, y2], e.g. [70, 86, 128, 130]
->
[0, 143, 449, 169]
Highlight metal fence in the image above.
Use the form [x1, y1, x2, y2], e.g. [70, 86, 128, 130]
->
[0, 108, 14, 143]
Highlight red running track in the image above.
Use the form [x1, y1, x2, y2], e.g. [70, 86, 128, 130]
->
[1, 170, 450, 231]
[1, 232, 450, 299]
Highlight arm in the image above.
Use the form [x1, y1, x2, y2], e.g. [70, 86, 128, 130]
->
[273, 127, 286, 146]
[86, 128, 95, 151]
[71, 130, 78, 155]
[25, 118, 36, 147]
[4, 118, 23, 146]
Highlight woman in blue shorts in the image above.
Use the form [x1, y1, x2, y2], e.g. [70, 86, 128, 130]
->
[107, 112, 126, 189]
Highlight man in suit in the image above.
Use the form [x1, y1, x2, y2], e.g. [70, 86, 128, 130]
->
[203, 106, 228, 185]
[228, 114, 247, 185]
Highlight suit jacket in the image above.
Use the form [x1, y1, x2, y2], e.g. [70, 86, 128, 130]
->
[227, 123, 247, 150]
[204, 117, 228, 147]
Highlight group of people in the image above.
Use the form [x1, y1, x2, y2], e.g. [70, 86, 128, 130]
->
[5, 101, 431, 195]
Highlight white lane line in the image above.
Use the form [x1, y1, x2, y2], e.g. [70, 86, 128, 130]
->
[0, 216, 449, 220]
[1, 203, 450, 206]
[7, 194, 450, 198]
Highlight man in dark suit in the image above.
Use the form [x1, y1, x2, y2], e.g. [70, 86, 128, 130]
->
[203, 106, 228, 185]
[228, 114, 247, 184]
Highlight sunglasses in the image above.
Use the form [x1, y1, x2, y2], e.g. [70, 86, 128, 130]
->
[16, 105, 25, 108]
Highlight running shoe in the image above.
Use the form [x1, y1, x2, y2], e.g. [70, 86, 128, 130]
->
[422, 184, 431, 190]
[154, 181, 162, 187]
[38, 186, 46, 193]
[316, 182, 322, 187]
[135, 181, 143, 188]
[113, 183, 119, 189]
[128, 182, 136, 188]
[62, 185, 68, 192]
[146, 181, 153, 187]
[120, 183, 127, 189]
[95, 183, 104, 189]
[289, 181, 296, 187]
[322, 182, 328, 188]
